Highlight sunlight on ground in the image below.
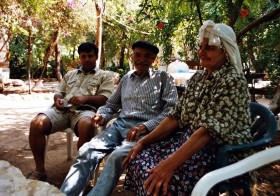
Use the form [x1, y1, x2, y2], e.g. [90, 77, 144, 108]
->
[24, 156, 34, 159]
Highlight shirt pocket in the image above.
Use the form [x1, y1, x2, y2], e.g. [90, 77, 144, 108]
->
[140, 88, 161, 107]
[85, 79, 101, 95]
[66, 78, 77, 94]
[67, 77, 77, 86]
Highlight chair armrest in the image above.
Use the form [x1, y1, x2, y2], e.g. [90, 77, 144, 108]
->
[217, 137, 274, 168]
[191, 145, 280, 196]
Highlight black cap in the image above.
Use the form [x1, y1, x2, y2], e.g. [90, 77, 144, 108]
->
[132, 41, 159, 54]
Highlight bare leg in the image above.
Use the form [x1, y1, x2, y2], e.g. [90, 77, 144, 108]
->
[76, 116, 96, 149]
[29, 114, 52, 174]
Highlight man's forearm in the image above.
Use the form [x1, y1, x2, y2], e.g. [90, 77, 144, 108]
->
[83, 95, 108, 107]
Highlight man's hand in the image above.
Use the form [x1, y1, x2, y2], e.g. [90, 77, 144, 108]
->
[69, 96, 87, 106]
[91, 114, 105, 127]
[54, 97, 65, 110]
[126, 124, 148, 142]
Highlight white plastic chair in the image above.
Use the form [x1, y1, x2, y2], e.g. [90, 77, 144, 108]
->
[45, 128, 74, 160]
[44, 103, 75, 160]
[44, 103, 100, 160]
[44, 114, 118, 184]
[191, 145, 280, 196]
[44, 125, 106, 161]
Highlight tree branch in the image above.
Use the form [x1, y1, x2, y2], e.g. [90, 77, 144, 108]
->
[195, 0, 203, 26]
[228, 0, 244, 28]
[237, 7, 280, 42]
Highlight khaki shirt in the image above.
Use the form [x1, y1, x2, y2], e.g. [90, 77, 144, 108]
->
[55, 68, 114, 101]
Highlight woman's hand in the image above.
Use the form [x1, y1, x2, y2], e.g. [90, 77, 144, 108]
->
[122, 140, 145, 169]
[144, 159, 175, 196]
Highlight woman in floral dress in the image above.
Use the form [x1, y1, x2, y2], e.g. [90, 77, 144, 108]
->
[122, 20, 252, 195]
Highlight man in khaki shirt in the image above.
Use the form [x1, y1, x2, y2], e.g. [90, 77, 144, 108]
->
[27, 42, 114, 181]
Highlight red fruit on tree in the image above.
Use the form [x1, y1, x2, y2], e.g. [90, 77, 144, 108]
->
[157, 22, 164, 30]
[240, 8, 249, 19]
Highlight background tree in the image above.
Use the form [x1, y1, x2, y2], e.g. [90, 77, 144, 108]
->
[1, 0, 279, 89]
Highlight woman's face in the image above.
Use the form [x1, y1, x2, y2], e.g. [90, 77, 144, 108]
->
[197, 38, 227, 73]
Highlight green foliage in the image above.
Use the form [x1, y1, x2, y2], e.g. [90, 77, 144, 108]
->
[2, 0, 280, 86]
[48, 59, 67, 78]
[127, 0, 198, 64]
[236, 0, 280, 84]
[1, 0, 97, 79]
[9, 33, 45, 79]
[256, 19, 280, 84]
[104, 61, 130, 78]
[9, 35, 28, 79]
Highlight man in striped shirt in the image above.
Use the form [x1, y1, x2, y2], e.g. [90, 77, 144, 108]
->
[60, 41, 178, 196]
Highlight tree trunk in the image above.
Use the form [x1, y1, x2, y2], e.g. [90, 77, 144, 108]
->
[72, 48, 75, 61]
[194, 0, 203, 26]
[270, 80, 280, 115]
[247, 36, 255, 69]
[100, 39, 105, 69]
[0, 29, 11, 55]
[119, 45, 125, 68]
[39, 28, 60, 79]
[55, 44, 62, 82]
[119, 31, 126, 68]
[27, 26, 32, 94]
[95, 0, 105, 68]
[227, 0, 244, 28]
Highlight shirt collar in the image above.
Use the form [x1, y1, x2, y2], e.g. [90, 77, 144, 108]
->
[77, 66, 96, 74]
[211, 63, 229, 79]
[201, 62, 230, 81]
[129, 68, 155, 79]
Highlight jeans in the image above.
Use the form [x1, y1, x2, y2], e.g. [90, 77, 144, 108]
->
[60, 118, 144, 196]
[88, 141, 134, 196]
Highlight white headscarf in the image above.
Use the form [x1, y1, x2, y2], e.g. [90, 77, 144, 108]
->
[198, 20, 243, 74]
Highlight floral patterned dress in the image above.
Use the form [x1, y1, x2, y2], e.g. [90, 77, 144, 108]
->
[123, 64, 252, 195]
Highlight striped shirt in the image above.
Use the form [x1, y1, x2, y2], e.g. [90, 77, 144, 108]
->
[97, 68, 178, 131]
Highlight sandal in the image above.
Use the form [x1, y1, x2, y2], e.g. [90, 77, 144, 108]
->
[26, 171, 47, 181]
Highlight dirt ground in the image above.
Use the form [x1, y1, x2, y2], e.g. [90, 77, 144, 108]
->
[0, 89, 279, 195]
[0, 91, 133, 196]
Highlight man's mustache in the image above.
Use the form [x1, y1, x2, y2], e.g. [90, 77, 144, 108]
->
[135, 62, 149, 66]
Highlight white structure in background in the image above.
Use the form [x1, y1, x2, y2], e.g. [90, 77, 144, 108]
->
[0, 67, 10, 83]
[0, 28, 10, 83]
[167, 54, 196, 86]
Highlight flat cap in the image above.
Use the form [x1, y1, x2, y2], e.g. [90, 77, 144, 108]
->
[132, 41, 159, 54]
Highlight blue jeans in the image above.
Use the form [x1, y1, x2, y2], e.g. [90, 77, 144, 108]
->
[60, 118, 145, 196]
[88, 141, 134, 196]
